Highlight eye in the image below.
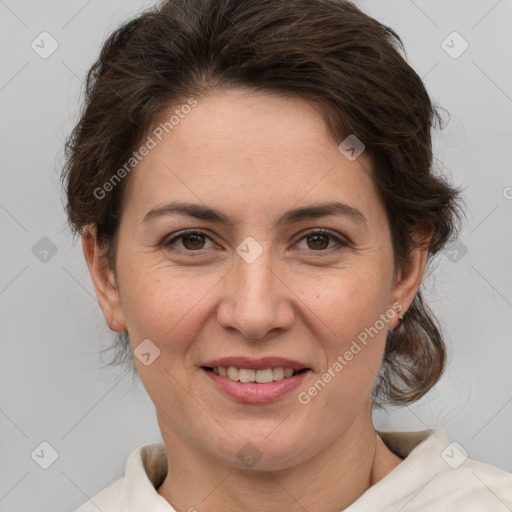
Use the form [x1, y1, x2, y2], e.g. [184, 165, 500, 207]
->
[164, 230, 215, 251]
[294, 229, 348, 252]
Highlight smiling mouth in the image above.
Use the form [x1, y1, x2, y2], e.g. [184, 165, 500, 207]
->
[202, 366, 308, 383]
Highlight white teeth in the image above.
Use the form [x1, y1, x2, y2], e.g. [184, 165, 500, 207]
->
[256, 368, 273, 383]
[239, 368, 256, 382]
[272, 367, 284, 380]
[210, 366, 300, 383]
[227, 367, 239, 381]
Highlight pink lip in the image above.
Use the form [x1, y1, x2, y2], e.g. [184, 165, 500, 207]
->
[201, 356, 309, 371]
[202, 367, 311, 403]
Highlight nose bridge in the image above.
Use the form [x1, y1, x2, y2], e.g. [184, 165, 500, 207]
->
[217, 241, 294, 339]
[236, 247, 275, 300]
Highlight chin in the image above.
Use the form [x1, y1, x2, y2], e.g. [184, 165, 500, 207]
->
[213, 432, 313, 472]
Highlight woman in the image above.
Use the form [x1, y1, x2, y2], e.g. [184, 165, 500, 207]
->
[61, 0, 512, 510]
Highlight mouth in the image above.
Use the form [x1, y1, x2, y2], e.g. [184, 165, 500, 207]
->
[199, 357, 312, 403]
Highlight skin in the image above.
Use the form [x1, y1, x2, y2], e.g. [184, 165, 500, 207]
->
[83, 88, 432, 512]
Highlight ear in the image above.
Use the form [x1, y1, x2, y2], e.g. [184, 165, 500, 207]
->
[82, 224, 127, 332]
[390, 222, 434, 328]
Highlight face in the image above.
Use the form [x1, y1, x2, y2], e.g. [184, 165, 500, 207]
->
[85, 88, 425, 471]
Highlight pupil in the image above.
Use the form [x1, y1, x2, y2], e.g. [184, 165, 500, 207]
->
[184, 233, 204, 250]
[308, 233, 329, 250]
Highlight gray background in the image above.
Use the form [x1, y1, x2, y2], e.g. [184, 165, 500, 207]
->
[1, 0, 511, 510]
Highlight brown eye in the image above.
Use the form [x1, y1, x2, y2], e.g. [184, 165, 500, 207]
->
[165, 230, 214, 251]
[306, 233, 330, 250]
[295, 229, 347, 252]
[181, 232, 206, 250]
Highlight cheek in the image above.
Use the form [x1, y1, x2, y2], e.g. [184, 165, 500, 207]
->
[304, 269, 392, 395]
[117, 259, 221, 351]
[307, 266, 393, 339]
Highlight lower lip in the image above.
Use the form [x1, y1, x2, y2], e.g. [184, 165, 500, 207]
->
[202, 368, 310, 403]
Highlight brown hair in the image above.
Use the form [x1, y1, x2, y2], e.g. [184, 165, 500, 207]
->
[61, 0, 464, 406]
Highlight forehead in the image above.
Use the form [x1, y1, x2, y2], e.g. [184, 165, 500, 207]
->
[123, 88, 380, 224]
[149, 89, 339, 166]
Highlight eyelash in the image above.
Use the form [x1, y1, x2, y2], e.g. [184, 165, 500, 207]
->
[163, 228, 348, 254]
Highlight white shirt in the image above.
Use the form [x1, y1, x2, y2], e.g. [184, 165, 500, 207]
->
[75, 428, 512, 511]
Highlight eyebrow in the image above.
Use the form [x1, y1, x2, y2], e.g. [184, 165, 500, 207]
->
[142, 200, 367, 228]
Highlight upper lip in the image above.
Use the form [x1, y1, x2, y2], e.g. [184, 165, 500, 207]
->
[201, 356, 309, 371]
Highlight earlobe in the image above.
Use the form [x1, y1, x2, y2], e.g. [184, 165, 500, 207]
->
[81, 224, 127, 332]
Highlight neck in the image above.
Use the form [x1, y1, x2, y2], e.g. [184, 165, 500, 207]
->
[156, 407, 403, 512]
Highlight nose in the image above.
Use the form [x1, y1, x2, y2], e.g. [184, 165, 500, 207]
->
[216, 246, 295, 340]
